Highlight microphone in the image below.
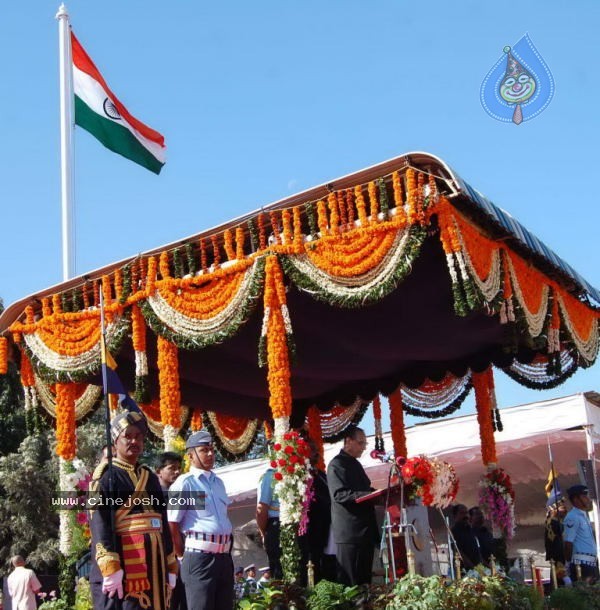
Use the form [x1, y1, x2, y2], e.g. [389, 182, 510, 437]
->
[370, 450, 396, 463]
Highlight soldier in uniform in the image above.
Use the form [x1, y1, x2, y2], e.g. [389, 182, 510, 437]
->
[89, 411, 178, 610]
[168, 430, 234, 610]
[564, 484, 599, 583]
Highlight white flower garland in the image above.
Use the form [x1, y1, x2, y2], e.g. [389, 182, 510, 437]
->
[35, 374, 102, 421]
[274, 416, 290, 437]
[135, 350, 148, 376]
[144, 407, 189, 442]
[286, 226, 412, 296]
[454, 222, 503, 302]
[163, 424, 178, 450]
[206, 411, 259, 455]
[427, 457, 458, 509]
[58, 458, 73, 554]
[147, 260, 260, 337]
[557, 293, 599, 363]
[23, 317, 125, 373]
[505, 256, 550, 338]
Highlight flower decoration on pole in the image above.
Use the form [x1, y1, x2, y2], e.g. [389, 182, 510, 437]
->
[270, 430, 312, 582]
[400, 455, 434, 506]
[428, 457, 459, 509]
[478, 467, 516, 539]
[400, 455, 459, 508]
[59, 458, 92, 554]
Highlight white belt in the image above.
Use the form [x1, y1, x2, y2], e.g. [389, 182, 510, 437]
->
[185, 538, 229, 554]
[573, 552, 597, 566]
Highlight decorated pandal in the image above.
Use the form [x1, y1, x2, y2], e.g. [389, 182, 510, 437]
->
[0, 152, 598, 575]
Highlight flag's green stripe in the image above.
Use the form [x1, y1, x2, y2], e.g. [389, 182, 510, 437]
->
[75, 96, 163, 175]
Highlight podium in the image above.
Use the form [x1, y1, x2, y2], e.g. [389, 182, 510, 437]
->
[356, 485, 433, 580]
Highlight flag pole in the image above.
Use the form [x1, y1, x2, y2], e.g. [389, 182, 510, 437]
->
[99, 283, 122, 609]
[56, 3, 75, 282]
[99, 287, 113, 480]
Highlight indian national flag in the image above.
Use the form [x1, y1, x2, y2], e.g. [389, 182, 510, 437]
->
[71, 32, 166, 174]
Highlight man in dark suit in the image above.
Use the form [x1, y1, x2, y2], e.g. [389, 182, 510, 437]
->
[327, 426, 379, 585]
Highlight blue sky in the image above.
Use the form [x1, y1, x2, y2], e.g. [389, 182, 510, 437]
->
[1, 1, 598, 428]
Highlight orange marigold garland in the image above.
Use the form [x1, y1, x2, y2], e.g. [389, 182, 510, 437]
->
[368, 181, 379, 220]
[292, 207, 303, 251]
[224, 229, 236, 261]
[389, 387, 407, 458]
[211, 235, 222, 269]
[258, 212, 267, 250]
[307, 406, 325, 471]
[0, 337, 8, 375]
[317, 200, 329, 236]
[114, 268, 123, 302]
[159, 251, 171, 279]
[406, 168, 418, 225]
[354, 185, 368, 227]
[190, 409, 203, 432]
[282, 209, 293, 245]
[416, 171, 426, 223]
[132, 304, 150, 404]
[42, 297, 52, 318]
[83, 281, 91, 309]
[19, 350, 39, 412]
[157, 336, 182, 445]
[200, 239, 208, 273]
[55, 382, 77, 460]
[472, 367, 498, 466]
[372, 394, 384, 452]
[52, 294, 62, 315]
[236, 227, 246, 260]
[260, 256, 293, 422]
[337, 191, 348, 229]
[346, 189, 355, 227]
[146, 257, 158, 295]
[270, 211, 281, 245]
[328, 193, 340, 236]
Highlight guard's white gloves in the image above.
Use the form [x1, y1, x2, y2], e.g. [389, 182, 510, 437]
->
[168, 573, 177, 589]
[102, 569, 124, 599]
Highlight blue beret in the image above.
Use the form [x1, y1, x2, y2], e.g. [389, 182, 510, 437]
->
[567, 484, 588, 499]
[186, 430, 213, 449]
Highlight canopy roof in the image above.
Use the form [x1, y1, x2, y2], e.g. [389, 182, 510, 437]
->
[1, 152, 598, 432]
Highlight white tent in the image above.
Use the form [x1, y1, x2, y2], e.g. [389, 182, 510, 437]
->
[218, 392, 600, 562]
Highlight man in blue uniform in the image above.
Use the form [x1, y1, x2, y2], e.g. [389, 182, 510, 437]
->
[256, 465, 282, 579]
[563, 484, 599, 583]
[168, 431, 234, 610]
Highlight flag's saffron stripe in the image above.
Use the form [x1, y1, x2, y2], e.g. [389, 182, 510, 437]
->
[75, 97, 164, 174]
[71, 32, 164, 146]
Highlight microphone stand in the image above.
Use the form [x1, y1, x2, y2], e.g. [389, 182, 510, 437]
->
[379, 458, 419, 581]
[438, 507, 465, 580]
[380, 459, 398, 583]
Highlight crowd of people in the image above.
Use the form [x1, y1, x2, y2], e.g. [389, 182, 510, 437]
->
[5, 413, 599, 610]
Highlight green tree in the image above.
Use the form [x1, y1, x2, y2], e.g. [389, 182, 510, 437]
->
[0, 361, 27, 455]
[0, 432, 60, 572]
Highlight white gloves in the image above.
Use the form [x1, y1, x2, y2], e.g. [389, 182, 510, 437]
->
[102, 569, 124, 599]
[168, 573, 177, 589]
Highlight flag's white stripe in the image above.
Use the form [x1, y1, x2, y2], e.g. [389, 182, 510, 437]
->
[73, 65, 166, 163]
